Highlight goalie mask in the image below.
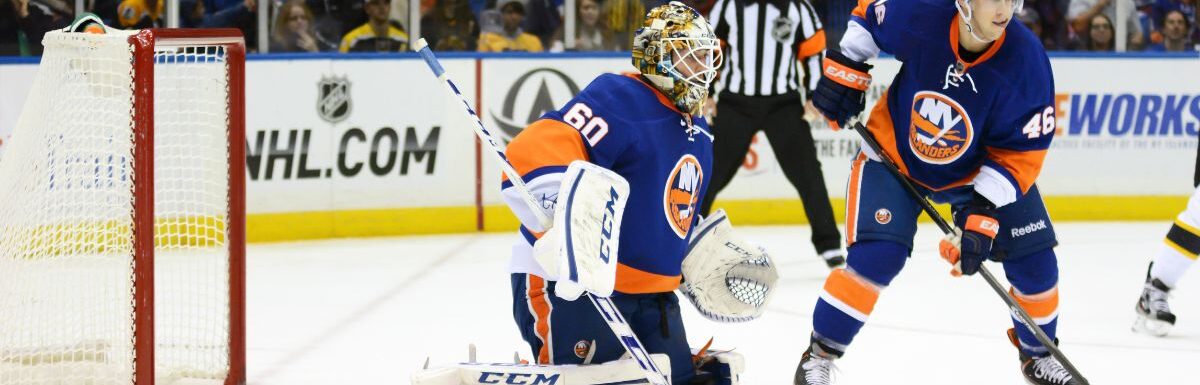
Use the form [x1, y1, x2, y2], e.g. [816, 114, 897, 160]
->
[632, 1, 723, 115]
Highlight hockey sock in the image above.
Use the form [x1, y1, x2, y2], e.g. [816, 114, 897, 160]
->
[1004, 248, 1059, 357]
[811, 241, 907, 353]
[1152, 220, 1200, 288]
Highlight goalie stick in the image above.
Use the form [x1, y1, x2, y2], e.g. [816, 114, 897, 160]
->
[848, 118, 1089, 384]
[413, 38, 670, 385]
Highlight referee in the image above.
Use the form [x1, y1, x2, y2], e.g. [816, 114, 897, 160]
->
[702, 0, 844, 267]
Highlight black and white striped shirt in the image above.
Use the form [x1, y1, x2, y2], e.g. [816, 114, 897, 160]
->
[709, 0, 826, 97]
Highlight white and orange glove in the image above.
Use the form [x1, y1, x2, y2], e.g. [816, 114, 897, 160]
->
[812, 50, 872, 130]
[939, 194, 1000, 277]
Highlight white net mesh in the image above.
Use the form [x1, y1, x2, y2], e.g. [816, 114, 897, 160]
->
[0, 30, 234, 385]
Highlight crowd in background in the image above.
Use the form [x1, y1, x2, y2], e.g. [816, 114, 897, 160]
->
[2, 0, 1197, 55]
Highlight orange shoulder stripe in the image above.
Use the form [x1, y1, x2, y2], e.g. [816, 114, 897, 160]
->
[614, 263, 682, 294]
[986, 147, 1048, 194]
[851, 0, 874, 19]
[503, 119, 589, 182]
[797, 30, 827, 59]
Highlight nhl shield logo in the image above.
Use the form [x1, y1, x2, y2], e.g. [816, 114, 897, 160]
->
[317, 76, 351, 123]
[771, 17, 794, 43]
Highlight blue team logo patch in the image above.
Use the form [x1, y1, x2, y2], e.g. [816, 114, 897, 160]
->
[909, 91, 974, 165]
[664, 155, 703, 238]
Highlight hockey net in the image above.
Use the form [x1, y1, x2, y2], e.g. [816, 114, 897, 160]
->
[0, 29, 245, 385]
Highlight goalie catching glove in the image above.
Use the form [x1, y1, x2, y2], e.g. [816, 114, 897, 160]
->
[680, 209, 779, 322]
[532, 161, 630, 300]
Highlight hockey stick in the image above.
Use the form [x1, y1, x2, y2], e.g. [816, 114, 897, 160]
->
[413, 39, 670, 385]
[847, 118, 1089, 384]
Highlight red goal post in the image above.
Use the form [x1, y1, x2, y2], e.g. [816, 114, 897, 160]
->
[129, 28, 246, 385]
[0, 28, 245, 385]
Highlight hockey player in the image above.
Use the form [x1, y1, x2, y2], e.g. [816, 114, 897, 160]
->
[479, 2, 771, 384]
[795, 0, 1080, 384]
[1131, 159, 1200, 336]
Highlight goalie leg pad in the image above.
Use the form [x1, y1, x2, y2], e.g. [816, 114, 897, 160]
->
[411, 353, 673, 385]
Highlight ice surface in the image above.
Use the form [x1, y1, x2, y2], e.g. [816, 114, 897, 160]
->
[246, 222, 1200, 384]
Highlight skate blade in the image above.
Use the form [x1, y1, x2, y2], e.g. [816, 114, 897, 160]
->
[1132, 315, 1172, 337]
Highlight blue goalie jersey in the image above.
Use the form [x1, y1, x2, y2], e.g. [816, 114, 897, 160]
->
[502, 73, 714, 294]
[845, 0, 1056, 207]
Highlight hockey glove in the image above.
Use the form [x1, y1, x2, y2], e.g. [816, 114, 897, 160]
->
[812, 50, 872, 130]
[939, 194, 1000, 277]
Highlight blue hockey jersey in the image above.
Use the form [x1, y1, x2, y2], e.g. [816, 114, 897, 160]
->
[502, 73, 713, 294]
[844, 0, 1056, 207]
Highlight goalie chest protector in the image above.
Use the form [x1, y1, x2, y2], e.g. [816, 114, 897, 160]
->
[510, 73, 713, 295]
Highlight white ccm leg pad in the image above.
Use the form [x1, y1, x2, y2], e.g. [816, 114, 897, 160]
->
[680, 209, 779, 322]
[533, 161, 630, 300]
[411, 353, 672, 385]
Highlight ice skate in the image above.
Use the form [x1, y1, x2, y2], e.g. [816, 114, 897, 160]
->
[1133, 277, 1176, 337]
[1019, 352, 1082, 385]
[794, 345, 837, 385]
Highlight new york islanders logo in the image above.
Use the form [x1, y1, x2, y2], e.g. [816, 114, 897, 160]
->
[664, 155, 704, 238]
[909, 91, 973, 164]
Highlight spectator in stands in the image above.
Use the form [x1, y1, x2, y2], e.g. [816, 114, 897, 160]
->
[1069, 0, 1145, 49]
[1152, 0, 1197, 42]
[1135, 0, 1160, 46]
[273, 0, 331, 52]
[198, 0, 256, 27]
[1080, 13, 1118, 50]
[1148, 9, 1197, 50]
[523, 0, 561, 48]
[603, 0, 644, 50]
[1019, 7, 1047, 45]
[339, 0, 410, 52]
[477, 0, 501, 33]
[310, 0, 366, 47]
[116, 0, 162, 29]
[1, 0, 69, 55]
[421, 0, 480, 50]
[1025, 0, 1071, 49]
[549, 0, 617, 51]
[477, 0, 543, 52]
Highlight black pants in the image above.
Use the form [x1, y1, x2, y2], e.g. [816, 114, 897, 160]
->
[700, 91, 842, 254]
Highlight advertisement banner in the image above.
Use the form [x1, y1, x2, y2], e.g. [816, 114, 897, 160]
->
[243, 58, 477, 215]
